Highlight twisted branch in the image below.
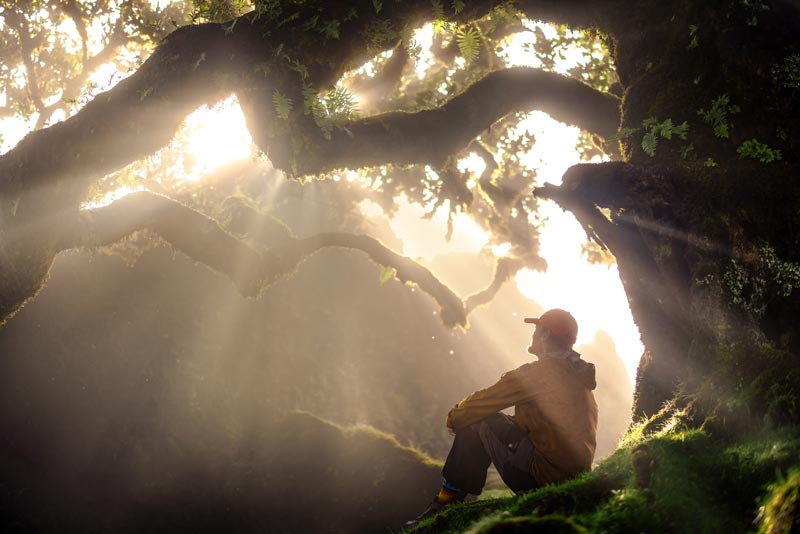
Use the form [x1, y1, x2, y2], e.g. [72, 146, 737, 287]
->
[68, 192, 278, 297]
[270, 67, 620, 175]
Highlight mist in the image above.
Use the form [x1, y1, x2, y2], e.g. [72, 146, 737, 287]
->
[0, 183, 633, 532]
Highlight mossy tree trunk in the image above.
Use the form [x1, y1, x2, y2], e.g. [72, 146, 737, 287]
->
[540, 0, 800, 419]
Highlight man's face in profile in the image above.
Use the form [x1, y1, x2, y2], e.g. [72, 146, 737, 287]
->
[527, 326, 545, 357]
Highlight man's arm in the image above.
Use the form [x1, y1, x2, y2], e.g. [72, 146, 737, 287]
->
[445, 365, 533, 431]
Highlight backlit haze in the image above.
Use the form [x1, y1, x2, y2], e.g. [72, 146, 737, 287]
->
[0, 19, 643, 386]
[0, 9, 641, 531]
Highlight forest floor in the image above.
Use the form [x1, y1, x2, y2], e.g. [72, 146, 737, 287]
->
[406, 405, 800, 533]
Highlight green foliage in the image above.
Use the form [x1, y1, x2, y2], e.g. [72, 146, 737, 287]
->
[303, 13, 341, 40]
[771, 54, 800, 91]
[431, 0, 446, 21]
[749, 348, 800, 426]
[190, 0, 250, 23]
[756, 467, 800, 533]
[688, 24, 699, 49]
[640, 117, 689, 157]
[452, 0, 466, 14]
[409, 409, 800, 534]
[740, 0, 770, 27]
[475, 514, 587, 533]
[697, 94, 740, 138]
[302, 85, 359, 139]
[723, 244, 800, 317]
[272, 89, 294, 119]
[364, 18, 397, 50]
[287, 57, 310, 80]
[456, 26, 482, 61]
[737, 138, 783, 163]
[379, 265, 396, 285]
[431, 0, 455, 34]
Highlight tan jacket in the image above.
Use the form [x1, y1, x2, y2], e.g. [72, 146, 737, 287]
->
[446, 351, 598, 485]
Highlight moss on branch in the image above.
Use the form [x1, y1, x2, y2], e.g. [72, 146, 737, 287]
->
[72, 192, 277, 297]
[256, 67, 620, 175]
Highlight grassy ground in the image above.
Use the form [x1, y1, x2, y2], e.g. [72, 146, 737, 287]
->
[406, 405, 800, 533]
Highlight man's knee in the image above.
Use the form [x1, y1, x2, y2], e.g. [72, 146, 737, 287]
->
[476, 419, 493, 445]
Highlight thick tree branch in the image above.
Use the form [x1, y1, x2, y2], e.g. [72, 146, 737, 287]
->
[226, 202, 468, 327]
[534, 171, 688, 334]
[67, 192, 278, 297]
[0, 20, 256, 203]
[297, 233, 469, 327]
[465, 257, 523, 312]
[270, 67, 620, 175]
[0, 1, 611, 326]
[349, 43, 410, 109]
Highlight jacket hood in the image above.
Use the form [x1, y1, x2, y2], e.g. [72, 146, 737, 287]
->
[549, 349, 597, 390]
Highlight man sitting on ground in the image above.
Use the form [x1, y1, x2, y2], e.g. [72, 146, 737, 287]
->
[405, 309, 598, 528]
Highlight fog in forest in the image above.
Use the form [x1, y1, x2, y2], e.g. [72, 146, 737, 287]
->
[0, 182, 632, 533]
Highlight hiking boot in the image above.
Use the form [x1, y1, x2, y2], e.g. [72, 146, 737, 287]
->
[402, 495, 463, 530]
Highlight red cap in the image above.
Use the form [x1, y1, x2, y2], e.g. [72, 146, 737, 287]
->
[524, 308, 578, 347]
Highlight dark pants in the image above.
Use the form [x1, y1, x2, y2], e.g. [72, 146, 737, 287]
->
[442, 413, 538, 495]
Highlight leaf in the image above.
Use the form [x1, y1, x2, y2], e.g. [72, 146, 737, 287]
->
[272, 90, 293, 119]
[287, 58, 309, 80]
[698, 95, 739, 138]
[431, 0, 445, 20]
[658, 118, 675, 139]
[642, 116, 659, 129]
[673, 121, 689, 140]
[456, 26, 481, 61]
[323, 86, 358, 122]
[737, 138, 782, 163]
[379, 266, 396, 285]
[452, 0, 465, 13]
[641, 131, 658, 157]
[372, 0, 382, 13]
[302, 85, 322, 115]
[607, 126, 638, 143]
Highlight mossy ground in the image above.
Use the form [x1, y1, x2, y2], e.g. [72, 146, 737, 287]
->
[406, 408, 800, 533]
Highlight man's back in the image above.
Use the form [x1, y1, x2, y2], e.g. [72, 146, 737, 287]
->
[510, 356, 598, 484]
[405, 309, 598, 529]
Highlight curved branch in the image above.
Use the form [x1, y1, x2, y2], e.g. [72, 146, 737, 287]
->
[297, 233, 468, 327]
[465, 257, 523, 312]
[349, 43, 410, 108]
[278, 67, 620, 175]
[468, 139, 504, 204]
[534, 164, 691, 334]
[68, 192, 278, 297]
[225, 202, 468, 327]
[0, 20, 257, 202]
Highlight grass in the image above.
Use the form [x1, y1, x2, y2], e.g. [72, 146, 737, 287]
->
[406, 406, 800, 534]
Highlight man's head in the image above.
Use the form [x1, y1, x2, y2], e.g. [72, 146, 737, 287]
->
[524, 309, 578, 356]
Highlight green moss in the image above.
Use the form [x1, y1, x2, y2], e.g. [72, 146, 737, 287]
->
[407, 417, 800, 534]
[475, 514, 587, 533]
[756, 467, 800, 533]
